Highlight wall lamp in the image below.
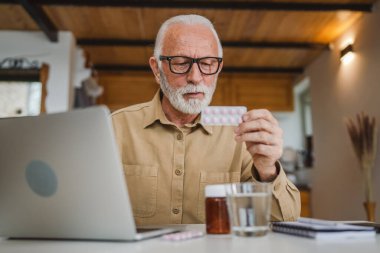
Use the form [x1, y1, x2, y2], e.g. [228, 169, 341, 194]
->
[340, 44, 354, 64]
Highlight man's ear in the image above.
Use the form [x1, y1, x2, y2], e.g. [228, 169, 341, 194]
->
[149, 57, 161, 84]
[218, 60, 224, 73]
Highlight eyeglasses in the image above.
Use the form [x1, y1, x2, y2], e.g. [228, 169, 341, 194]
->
[159, 55, 223, 75]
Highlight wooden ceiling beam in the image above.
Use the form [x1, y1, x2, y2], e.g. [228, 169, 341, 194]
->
[93, 64, 303, 74]
[224, 41, 329, 50]
[224, 66, 303, 74]
[78, 39, 155, 47]
[16, 0, 58, 42]
[77, 38, 329, 50]
[15, 0, 373, 12]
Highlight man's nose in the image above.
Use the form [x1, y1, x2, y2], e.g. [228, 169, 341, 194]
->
[186, 63, 203, 85]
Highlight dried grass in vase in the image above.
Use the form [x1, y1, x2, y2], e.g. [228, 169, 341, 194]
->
[345, 112, 378, 204]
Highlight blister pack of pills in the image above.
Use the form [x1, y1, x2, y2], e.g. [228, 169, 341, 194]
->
[201, 106, 247, 126]
[161, 230, 204, 241]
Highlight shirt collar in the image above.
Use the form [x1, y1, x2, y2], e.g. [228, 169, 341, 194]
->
[142, 90, 168, 128]
[191, 114, 213, 135]
[143, 89, 213, 135]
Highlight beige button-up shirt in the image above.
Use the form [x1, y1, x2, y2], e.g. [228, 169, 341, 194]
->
[111, 90, 300, 225]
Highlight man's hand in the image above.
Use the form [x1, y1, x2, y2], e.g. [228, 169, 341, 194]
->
[234, 109, 283, 182]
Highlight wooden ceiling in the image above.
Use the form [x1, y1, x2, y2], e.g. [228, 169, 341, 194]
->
[0, 0, 377, 78]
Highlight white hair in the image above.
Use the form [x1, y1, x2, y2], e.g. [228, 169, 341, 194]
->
[153, 14, 223, 66]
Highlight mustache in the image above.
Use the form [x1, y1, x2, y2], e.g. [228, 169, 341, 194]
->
[178, 84, 209, 95]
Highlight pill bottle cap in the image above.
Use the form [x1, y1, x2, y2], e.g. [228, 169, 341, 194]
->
[205, 184, 226, 197]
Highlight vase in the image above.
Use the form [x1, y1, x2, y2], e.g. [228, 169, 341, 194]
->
[363, 202, 376, 222]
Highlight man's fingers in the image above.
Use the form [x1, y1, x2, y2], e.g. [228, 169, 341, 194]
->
[235, 118, 283, 136]
[242, 109, 278, 125]
[247, 143, 283, 158]
[235, 131, 280, 145]
[235, 109, 284, 170]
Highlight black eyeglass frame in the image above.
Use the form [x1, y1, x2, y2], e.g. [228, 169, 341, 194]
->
[159, 55, 223, 75]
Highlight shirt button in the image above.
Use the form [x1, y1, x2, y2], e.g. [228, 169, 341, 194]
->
[177, 133, 183, 141]
[172, 208, 180, 214]
[175, 169, 182, 176]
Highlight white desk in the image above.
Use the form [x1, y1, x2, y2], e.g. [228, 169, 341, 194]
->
[0, 225, 379, 253]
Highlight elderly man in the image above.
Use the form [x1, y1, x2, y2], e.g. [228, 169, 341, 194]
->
[111, 14, 300, 225]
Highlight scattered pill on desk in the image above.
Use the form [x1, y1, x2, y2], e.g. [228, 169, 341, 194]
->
[161, 231, 204, 241]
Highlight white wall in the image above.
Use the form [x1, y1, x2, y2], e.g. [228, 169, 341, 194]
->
[0, 31, 76, 113]
[306, 2, 380, 221]
[274, 77, 310, 151]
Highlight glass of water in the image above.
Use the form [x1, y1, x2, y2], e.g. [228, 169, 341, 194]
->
[225, 182, 272, 237]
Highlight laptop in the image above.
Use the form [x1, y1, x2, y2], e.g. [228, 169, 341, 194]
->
[0, 106, 178, 241]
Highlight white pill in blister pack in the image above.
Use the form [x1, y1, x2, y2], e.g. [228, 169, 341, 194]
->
[161, 230, 204, 241]
[201, 106, 247, 126]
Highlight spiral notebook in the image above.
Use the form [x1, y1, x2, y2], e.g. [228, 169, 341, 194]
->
[271, 218, 376, 240]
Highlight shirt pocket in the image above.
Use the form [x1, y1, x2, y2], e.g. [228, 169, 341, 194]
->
[123, 164, 158, 218]
[197, 171, 240, 222]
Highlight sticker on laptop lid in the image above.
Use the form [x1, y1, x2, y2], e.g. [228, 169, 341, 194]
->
[201, 106, 247, 126]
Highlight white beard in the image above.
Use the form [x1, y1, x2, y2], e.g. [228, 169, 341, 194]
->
[159, 70, 217, 114]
